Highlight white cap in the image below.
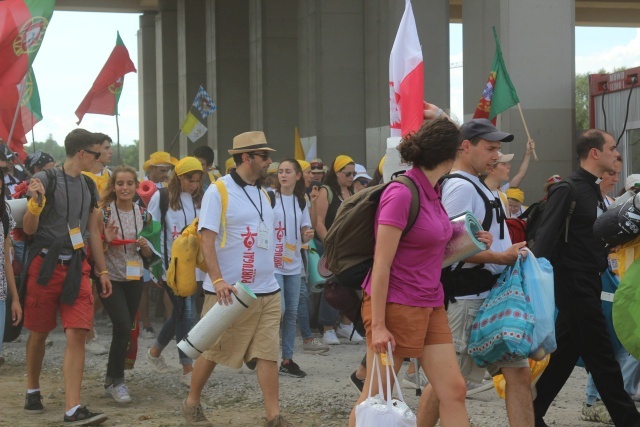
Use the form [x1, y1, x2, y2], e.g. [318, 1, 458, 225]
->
[354, 164, 372, 181]
[626, 174, 640, 190]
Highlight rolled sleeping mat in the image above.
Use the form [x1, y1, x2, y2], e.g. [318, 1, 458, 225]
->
[137, 180, 158, 207]
[306, 239, 326, 293]
[6, 198, 27, 228]
[443, 211, 487, 268]
[594, 193, 640, 247]
[177, 282, 257, 359]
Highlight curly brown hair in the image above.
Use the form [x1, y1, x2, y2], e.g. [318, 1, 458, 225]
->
[99, 165, 139, 208]
[398, 118, 461, 170]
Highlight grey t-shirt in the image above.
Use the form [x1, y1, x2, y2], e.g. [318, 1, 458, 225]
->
[32, 168, 99, 254]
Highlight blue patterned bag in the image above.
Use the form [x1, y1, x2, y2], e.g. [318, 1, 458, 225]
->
[468, 256, 535, 368]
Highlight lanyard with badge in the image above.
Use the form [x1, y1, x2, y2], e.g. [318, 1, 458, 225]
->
[242, 185, 270, 249]
[280, 194, 298, 263]
[114, 203, 141, 280]
[62, 166, 85, 250]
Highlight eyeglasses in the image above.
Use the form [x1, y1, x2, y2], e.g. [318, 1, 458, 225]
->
[83, 148, 101, 160]
[341, 171, 355, 178]
[250, 152, 270, 161]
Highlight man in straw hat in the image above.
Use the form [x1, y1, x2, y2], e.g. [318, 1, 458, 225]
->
[143, 152, 178, 188]
[183, 131, 292, 427]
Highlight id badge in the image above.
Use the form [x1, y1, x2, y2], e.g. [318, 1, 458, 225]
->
[126, 260, 142, 280]
[283, 242, 296, 263]
[608, 253, 619, 276]
[69, 227, 84, 250]
[257, 222, 270, 250]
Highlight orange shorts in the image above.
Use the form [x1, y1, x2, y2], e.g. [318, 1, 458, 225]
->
[24, 254, 94, 333]
[361, 292, 452, 358]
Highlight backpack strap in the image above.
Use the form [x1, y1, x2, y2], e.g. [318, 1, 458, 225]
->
[321, 185, 333, 205]
[82, 174, 98, 212]
[267, 190, 276, 208]
[394, 175, 421, 237]
[44, 168, 57, 201]
[440, 173, 497, 232]
[562, 177, 578, 243]
[214, 180, 229, 247]
[158, 187, 170, 268]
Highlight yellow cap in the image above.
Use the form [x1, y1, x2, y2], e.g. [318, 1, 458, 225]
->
[175, 156, 204, 176]
[298, 160, 311, 172]
[333, 155, 354, 173]
[267, 162, 280, 174]
[506, 187, 525, 203]
[225, 157, 235, 174]
[143, 151, 179, 171]
[378, 155, 386, 175]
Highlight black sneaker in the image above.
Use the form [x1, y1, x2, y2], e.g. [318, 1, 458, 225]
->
[279, 360, 307, 378]
[63, 405, 108, 426]
[24, 391, 44, 414]
[350, 371, 364, 394]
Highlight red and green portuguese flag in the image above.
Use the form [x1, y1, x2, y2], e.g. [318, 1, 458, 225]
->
[0, 68, 42, 158]
[0, 0, 54, 86]
[473, 27, 520, 122]
[75, 32, 137, 124]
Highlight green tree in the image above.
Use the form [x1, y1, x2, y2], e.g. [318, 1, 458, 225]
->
[120, 140, 139, 168]
[576, 67, 627, 131]
[24, 134, 66, 163]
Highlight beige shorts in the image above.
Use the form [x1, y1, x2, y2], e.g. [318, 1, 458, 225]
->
[447, 298, 529, 383]
[201, 292, 281, 369]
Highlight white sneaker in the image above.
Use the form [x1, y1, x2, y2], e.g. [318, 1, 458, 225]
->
[85, 338, 108, 355]
[146, 349, 174, 373]
[323, 330, 341, 345]
[336, 323, 364, 343]
[140, 326, 156, 339]
[303, 338, 330, 354]
[106, 383, 132, 403]
[181, 371, 192, 387]
[466, 379, 494, 396]
[402, 371, 428, 389]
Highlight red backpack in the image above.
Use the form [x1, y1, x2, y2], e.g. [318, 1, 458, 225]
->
[506, 217, 527, 244]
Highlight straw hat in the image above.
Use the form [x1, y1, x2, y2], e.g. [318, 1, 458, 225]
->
[228, 131, 276, 155]
[143, 151, 179, 171]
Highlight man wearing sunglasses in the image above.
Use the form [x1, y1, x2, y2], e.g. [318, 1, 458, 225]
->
[22, 129, 112, 426]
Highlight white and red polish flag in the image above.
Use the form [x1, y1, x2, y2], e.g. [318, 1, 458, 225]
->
[389, 0, 424, 138]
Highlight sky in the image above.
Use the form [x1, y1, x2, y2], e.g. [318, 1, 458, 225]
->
[26, 11, 640, 148]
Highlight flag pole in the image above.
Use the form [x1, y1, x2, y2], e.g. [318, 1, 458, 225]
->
[115, 113, 122, 164]
[167, 129, 181, 154]
[7, 78, 28, 152]
[31, 109, 36, 153]
[516, 103, 538, 161]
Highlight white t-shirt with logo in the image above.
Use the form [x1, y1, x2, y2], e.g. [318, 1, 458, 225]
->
[199, 174, 279, 294]
[441, 171, 513, 299]
[273, 192, 312, 276]
[147, 190, 202, 280]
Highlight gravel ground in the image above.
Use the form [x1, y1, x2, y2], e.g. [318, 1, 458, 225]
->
[0, 313, 620, 427]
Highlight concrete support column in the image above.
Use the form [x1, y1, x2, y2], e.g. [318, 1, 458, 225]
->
[155, 0, 179, 156]
[363, 0, 450, 172]
[298, 1, 365, 164]
[206, 0, 250, 161]
[463, 0, 575, 201]
[249, 0, 298, 153]
[137, 11, 157, 171]
[177, 0, 207, 158]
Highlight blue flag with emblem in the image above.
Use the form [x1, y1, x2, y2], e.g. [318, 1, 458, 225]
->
[192, 85, 216, 118]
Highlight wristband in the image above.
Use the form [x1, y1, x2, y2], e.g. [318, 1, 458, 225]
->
[98, 270, 109, 276]
[27, 196, 46, 215]
[212, 278, 224, 286]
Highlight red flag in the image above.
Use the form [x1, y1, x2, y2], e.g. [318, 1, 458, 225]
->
[389, 0, 424, 138]
[473, 71, 497, 125]
[75, 32, 137, 124]
[0, 0, 54, 87]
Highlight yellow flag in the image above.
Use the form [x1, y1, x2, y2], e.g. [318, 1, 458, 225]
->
[294, 127, 305, 160]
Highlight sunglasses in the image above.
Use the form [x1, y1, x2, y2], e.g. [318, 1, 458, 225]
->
[83, 148, 102, 160]
[310, 161, 324, 170]
[341, 171, 355, 178]
[250, 152, 270, 161]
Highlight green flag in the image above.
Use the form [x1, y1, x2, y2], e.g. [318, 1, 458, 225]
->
[488, 27, 519, 120]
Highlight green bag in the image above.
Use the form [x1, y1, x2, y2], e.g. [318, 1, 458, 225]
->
[613, 258, 640, 359]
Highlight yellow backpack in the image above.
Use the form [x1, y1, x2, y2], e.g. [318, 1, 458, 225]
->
[166, 218, 208, 297]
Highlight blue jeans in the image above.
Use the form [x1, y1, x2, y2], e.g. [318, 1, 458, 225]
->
[297, 276, 313, 341]
[586, 348, 630, 404]
[155, 282, 196, 365]
[0, 300, 5, 354]
[275, 273, 301, 360]
[622, 355, 640, 396]
[318, 292, 339, 327]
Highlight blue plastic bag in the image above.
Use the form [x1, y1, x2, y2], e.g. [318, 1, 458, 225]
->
[521, 249, 557, 360]
[468, 256, 535, 368]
